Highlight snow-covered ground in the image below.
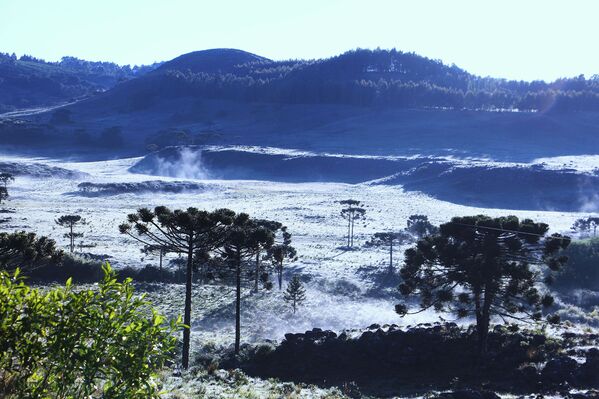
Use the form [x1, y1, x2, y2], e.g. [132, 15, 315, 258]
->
[1, 152, 595, 345]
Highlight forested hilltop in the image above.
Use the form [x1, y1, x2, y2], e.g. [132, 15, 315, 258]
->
[3, 48, 599, 115]
[0, 52, 161, 112]
[4, 48, 599, 158]
[142, 48, 599, 112]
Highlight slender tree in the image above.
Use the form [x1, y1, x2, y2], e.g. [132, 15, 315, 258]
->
[141, 244, 168, 278]
[366, 231, 412, 273]
[284, 275, 306, 314]
[340, 199, 366, 248]
[396, 215, 570, 355]
[0, 172, 14, 189]
[268, 226, 297, 290]
[216, 213, 275, 354]
[119, 206, 234, 369]
[0, 187, 7, 205]
[55, 215, 86, 253]
[0, 231, 64, 271]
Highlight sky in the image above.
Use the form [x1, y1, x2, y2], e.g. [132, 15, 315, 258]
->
[1, 0, 598, 82]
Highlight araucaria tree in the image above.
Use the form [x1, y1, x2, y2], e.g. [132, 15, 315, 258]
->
[366, 231, 411, 273]
[0, 173, 14, 205]
[396, 215, 570, 354]
[0, 187, 7, 204]
[340, 199, 366, 248]
[284, 275, 306, 314]
[268, 225, 297, 289]
[217, 213, 275, 354]
[252, 219, 283, 292]
[0, 231, 64, 271]
[119, 206, 234, 369]
[0, 172, 14, 189]
[571, 216, 599, 238]
[406, 214, 439, 238]
[55, 215, 86, 253]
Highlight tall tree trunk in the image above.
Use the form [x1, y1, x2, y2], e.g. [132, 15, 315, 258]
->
[474, 289, 484, 355]
[347, 216, 351, 248]
[235, 251, 242, 354]
[389, 241, 393, 273]
[478, 287, 493, 356]
[254, 251, 260, 292]
[278, 263, 283, 290]
[350, 215, 355, 247]
[159, 248, 163, 280]
[70, 224, 74, 253]
[182, 240, 193, 369]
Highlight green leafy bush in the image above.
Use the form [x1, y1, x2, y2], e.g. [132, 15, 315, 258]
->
[0, 263, 182, 398]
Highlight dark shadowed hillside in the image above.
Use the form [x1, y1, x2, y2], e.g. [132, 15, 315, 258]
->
[2, 48, 599, 160]
[0, 53, 161, 113]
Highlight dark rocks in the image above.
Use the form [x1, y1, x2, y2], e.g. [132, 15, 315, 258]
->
[515, 364, 540, 387]
[579, 348, 599, 384]
[542, 355, 578, 384]
[237, 324, 598, 395]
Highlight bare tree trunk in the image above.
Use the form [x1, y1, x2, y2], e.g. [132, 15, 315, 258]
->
[347, 217, 351, 247]
[254, 251, 260, 292]
[70, 224, 74, 253]
[389, 241, 393, 273]
[182, 240, 193, 369]
[159, 248, 163, 280]
[235, 251, 241, 354]
[350, 215, 355, 247]
[478, 287, 493, 357]
[278, 263, 283, 290]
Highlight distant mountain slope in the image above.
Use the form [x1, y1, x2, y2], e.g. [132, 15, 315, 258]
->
[0, 53, 161, 112]
[3, 48, 599, 159]
[86, 48, 599, 113]
[153, 48, 270, 74]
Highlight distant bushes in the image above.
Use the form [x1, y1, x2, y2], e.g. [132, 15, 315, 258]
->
[555, 238, 599, 290]
[16, 253, 185, 284]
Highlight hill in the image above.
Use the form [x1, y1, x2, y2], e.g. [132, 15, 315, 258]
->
[0, 53, 161, 113]
[2, 48, 599, 160]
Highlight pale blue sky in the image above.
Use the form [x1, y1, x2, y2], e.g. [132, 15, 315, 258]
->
[1, 0, 598, 81]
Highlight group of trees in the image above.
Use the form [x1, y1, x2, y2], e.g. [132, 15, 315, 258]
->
[0, 197, 304, 370]
[118, 206, 300, 368]
[147, 48, 599, 113]
[337, 200, 572, 355]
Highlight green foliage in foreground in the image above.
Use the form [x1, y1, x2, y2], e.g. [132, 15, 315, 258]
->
[0, 263, 182, 399]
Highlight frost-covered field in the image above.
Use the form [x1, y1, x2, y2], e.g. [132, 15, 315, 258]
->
[2, 153, 590, 343]
[4, 152, 599, 397]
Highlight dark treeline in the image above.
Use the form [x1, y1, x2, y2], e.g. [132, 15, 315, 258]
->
[0, 52, 161, 111]
[144, 49, 599, 112]
[0, 52, 161, 78]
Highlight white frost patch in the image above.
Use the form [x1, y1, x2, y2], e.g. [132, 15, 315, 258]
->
[533, 155, 599, 174]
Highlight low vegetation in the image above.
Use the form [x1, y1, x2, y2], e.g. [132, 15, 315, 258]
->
[0, 264, 181, 398]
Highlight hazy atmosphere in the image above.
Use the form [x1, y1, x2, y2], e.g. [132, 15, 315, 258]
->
[3, 0, 599, 80]
[2, 1, 599, 398]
